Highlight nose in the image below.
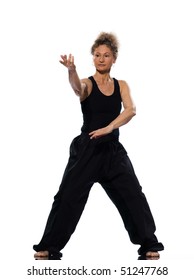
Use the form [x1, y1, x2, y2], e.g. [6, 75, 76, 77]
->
[99, 55, 104, 62]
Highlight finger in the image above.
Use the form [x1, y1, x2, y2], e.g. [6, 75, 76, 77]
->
[71, 55, 74, 64]
[90, 133, 101, 139]
[68, 54, 72, 63]
[89, 132, 97, 137]
[69, 54, 74, 64]
[59, 55, 67, 64]
[89, 131, 95, 136]
[89, 132, 96, 139]
[60, 54, 67, 60]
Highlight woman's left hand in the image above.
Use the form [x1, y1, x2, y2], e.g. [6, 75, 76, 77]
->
[89, 125, 114, 139]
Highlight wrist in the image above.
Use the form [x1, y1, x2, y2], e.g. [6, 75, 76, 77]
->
[68, 66, 76, 72]
[107, 124, 114, 132]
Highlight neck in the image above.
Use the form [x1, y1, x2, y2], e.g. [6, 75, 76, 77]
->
[93, 71, 112, 83]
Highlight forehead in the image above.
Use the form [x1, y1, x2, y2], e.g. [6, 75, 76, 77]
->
[94, 44, 112, 54]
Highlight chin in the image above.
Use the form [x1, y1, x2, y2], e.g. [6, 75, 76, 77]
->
[96, 68, 111, 74]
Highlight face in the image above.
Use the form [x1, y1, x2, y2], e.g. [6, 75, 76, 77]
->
[93, 45, 116, 74]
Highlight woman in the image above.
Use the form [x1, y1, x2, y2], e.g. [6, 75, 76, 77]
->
[33, 32, 164, 260]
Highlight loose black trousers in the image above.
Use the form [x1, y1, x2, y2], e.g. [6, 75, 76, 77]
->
[33, 133, 164, 255]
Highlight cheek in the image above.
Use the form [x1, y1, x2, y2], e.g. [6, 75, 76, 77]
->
[108, 59, 115, 66]
[93, 57, 97, 64]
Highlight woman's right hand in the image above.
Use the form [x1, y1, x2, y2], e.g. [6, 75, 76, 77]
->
[59, 54, 76, 71]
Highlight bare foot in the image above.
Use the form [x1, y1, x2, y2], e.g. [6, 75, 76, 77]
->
[34, 251, 49, 259]
[146, 251, 160, 260]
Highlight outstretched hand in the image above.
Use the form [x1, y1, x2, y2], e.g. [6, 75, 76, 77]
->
[59, 54, 76, 70]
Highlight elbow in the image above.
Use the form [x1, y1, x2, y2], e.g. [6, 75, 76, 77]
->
[125, 106, 136, 124]
[129, 105, 136, 118]
[73, 83, 83, 96]
[74, 89, 82, 97]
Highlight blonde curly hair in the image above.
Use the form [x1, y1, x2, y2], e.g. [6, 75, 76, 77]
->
[91, 32, 119, 59]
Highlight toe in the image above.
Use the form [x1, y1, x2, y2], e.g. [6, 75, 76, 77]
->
[146, 251, 160, 257]
[34, 251, 49, 258]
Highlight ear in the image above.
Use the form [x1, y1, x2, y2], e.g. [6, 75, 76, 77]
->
[113, 55, 117, 62]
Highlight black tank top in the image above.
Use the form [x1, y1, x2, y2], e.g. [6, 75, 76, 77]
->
[81, 76, 122, 136]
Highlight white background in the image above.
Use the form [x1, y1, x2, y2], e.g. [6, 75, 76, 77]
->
[0, 0, 194, 278]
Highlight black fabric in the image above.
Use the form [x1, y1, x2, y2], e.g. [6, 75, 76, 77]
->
[33, 76, 164, 256]
[33, 133, 164, 255]
[81, 76, 121, 136]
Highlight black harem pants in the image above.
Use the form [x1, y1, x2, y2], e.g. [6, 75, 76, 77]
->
[33, 133, 164, 256]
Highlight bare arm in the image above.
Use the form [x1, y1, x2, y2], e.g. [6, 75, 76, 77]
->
[89, 80, 136, 139]
[109, 80, 136, 129]
[59, 54, 90, 100]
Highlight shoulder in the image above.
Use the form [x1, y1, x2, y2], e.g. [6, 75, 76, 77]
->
[117, 80, 131, 97]
[116, 79, 135, 109]
[117, 80, 130, 90]
[81, 77, 93, 86]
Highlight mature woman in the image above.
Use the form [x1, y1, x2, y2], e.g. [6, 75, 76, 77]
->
[33, 32, 164, 260]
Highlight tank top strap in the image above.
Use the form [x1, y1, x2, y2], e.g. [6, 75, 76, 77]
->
[112, 78, 122, 101]
[88, 76, 121, 100]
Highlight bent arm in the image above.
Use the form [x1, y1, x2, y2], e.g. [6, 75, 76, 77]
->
[89, 80, 136, 139]
[109, 80, 136, 130]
